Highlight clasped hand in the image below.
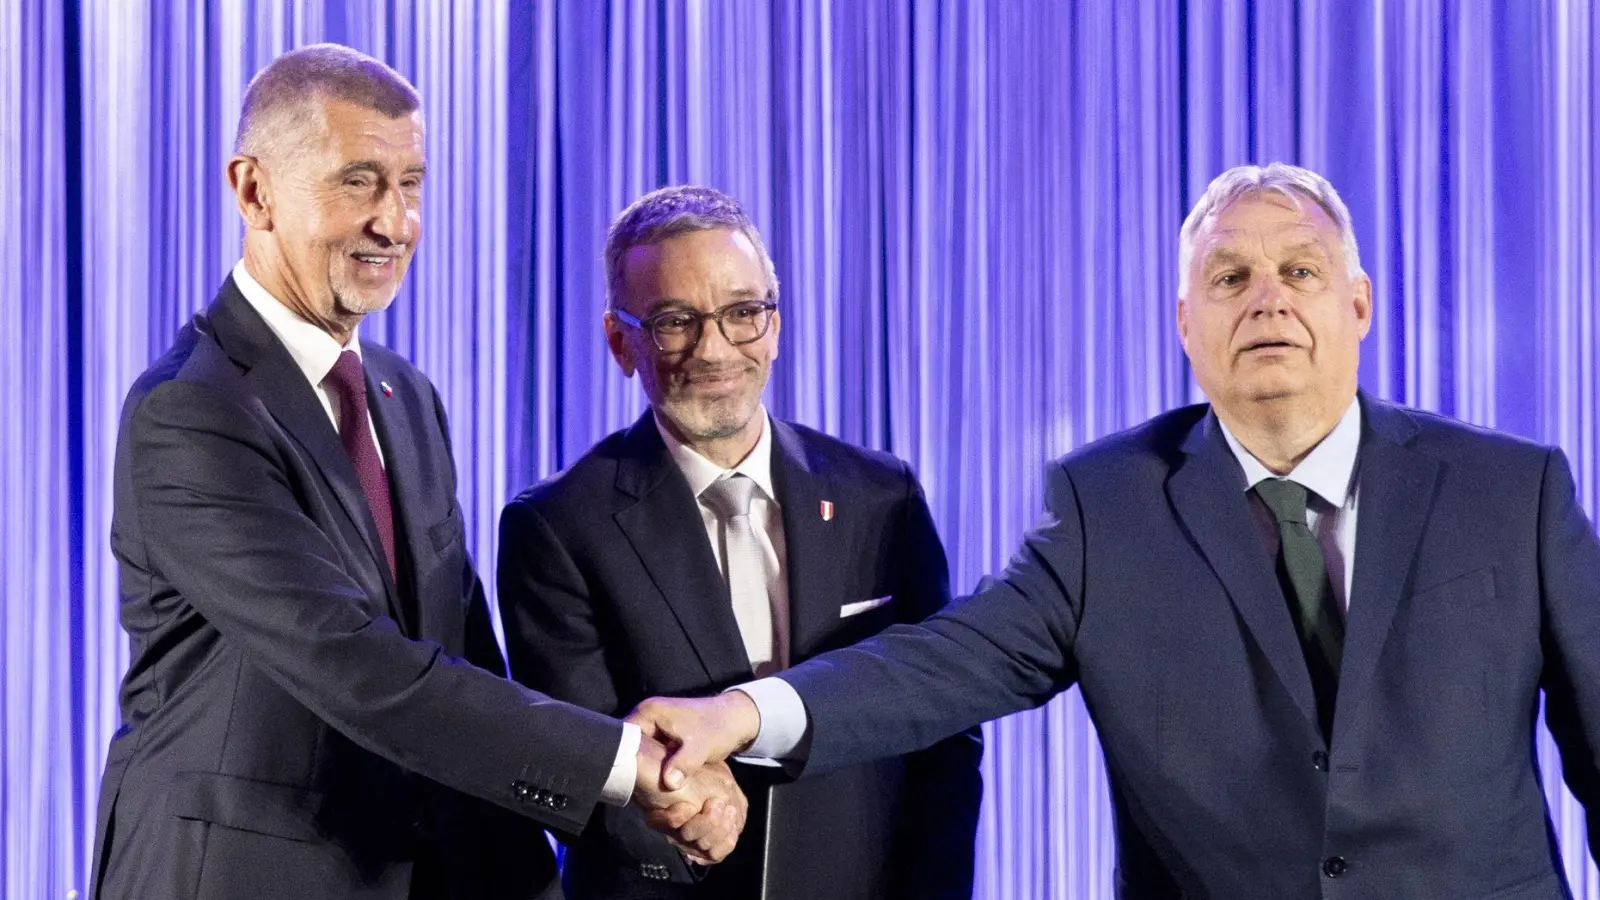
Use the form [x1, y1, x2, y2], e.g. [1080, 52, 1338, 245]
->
[632, 732, 747, 865]
[626, 692, 765, 864]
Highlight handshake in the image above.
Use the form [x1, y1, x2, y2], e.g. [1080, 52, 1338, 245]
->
[626, 691, 767, 865]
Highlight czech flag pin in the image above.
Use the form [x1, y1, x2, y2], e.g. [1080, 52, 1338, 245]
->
[819, 500, 834, 521]
[380, 381, 394, 397]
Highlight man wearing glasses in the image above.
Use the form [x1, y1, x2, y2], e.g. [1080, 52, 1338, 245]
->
[497, 185, 981, 899]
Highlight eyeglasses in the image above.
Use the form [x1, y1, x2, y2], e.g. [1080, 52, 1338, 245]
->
[611, 298, 778, 353]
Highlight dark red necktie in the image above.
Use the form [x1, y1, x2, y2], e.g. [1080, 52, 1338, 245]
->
[323, 350, 397, 579]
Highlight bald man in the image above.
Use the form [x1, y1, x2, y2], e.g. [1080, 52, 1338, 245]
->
[92, 44, 743, 900]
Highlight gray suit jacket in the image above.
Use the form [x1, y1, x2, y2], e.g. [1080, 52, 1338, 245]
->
[778, 394, 1600, 899]
[92, 278, 619, 900]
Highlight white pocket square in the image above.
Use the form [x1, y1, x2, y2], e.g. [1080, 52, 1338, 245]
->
[840, 596, 892, 618]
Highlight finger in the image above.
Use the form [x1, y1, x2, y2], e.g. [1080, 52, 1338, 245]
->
[642, 800, 699, 833]
[659, 739, 710, 791]
[662, 800, 700, 831]
[675, 798, 725, 847]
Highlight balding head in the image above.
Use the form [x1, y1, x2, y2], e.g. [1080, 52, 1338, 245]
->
[234, 43, 420, 161]
[226, 44, 427, 345]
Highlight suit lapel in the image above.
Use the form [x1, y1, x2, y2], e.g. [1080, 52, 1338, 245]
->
[206, 280, 403, 625]
[770, 421, 846, 662]
[1167, 411, 1321, 732]
[1334, 395, 1441, 741]
[361, 349, 422, 637]
[612, 413, 755, 684]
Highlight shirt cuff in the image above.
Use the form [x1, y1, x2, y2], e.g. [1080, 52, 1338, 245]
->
[599, 721, 642, 806]
[730, 677, 811, 761]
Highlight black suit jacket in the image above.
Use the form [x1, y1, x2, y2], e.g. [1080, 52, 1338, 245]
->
[498, 413, 983, 900]
[92, 278, 622, 900]
[777, 394, 1600, 899]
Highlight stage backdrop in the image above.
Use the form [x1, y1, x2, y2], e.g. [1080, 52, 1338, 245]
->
[2, 1, 1596, 897]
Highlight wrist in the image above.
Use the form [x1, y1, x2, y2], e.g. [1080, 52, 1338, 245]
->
[725, 689, 762, 752]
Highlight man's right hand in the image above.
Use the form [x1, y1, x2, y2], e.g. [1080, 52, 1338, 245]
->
[627, 692, 763, 791]
[632, 735, 748, 864]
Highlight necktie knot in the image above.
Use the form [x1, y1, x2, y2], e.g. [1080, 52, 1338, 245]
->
[1254, 478, 1310, 526]
[323, 350, 367, 406]
[701, 474, 757, 519]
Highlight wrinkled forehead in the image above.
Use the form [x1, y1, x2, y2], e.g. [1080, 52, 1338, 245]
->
[305, 98, 426, 164]
[1194, 190, 1341, 260]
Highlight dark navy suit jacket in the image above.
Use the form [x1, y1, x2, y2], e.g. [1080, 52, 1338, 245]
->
[778, 394, 1600, 899]
[93, 278, 621, 900]
[498, 413, 983, 899]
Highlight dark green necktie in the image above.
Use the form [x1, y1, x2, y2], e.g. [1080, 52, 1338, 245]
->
[1253, 478, 1344, 740]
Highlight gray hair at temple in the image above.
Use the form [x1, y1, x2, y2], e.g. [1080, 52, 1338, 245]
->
[1177, 162, 1364, 295]
[604, 185, 780, 310]
[234, 43, 421, 160]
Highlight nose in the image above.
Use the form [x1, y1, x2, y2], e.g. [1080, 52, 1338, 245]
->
[691, 316, 739, 362]
[370, 184, 417, 247]
[1246, 278, 1291, 317]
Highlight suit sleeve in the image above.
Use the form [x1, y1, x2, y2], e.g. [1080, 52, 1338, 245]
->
[1536, 447, 1600, 857]
[498, 498, 699, 885]
[887, 463, 984, 900]
[779, 459, 1084, 777]
[124, 379, 621, 832]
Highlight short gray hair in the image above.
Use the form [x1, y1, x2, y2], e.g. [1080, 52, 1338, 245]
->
[604, 185, 779, 310]
[1178, 162, 1363, 294]
[234, 43, 420, 159]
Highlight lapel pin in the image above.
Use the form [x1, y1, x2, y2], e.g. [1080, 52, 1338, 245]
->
[380, 381, 393, 397]
[819, 500, 834, 522]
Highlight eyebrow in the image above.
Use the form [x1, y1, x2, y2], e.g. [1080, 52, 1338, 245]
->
[1202, 240, 1333, 270]
[1201, 248, 1255, 270]
[334, 160, 428, 179]
[641, 290, 767, 316]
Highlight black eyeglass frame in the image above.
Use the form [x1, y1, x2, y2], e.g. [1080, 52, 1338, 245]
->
[610, 297, 779, 353]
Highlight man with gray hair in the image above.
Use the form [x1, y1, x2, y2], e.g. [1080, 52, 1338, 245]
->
[497, 184, 982, 899]
[94, 45, 744, 900]
[632, 163, 1600, 896]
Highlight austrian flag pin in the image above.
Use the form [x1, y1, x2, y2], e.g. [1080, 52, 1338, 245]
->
[819, 500, 835, 521]
[380, 381, 393, 397]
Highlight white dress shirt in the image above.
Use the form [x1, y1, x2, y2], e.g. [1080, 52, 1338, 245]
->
[234, 261, 641, 805]
[734, 396, 1368, 762]
[656, 408, 792, 673]
[232, 261, 385, 465]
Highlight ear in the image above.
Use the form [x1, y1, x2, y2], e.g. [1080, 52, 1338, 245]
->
[227, 155, 274, 231]
[766, 308, 781, 363]
[604, 312, 637, 378]
[1176, 295, 1191, 353]
[1352, 272, 1374, 341]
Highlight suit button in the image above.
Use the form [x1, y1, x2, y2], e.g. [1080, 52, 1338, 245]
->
[550, 794, 569, 811]
[1322, 856, 1347, 878]
[1312, 751, 1329, 771]
[510, 780, 534, 801]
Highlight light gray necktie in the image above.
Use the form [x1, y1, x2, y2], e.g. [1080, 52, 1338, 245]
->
[700, 474, 778, 676]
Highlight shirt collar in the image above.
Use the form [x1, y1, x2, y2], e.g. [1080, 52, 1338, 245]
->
[655, 407, 779, 506]
[1218, 397, 1362, 507]
[232, 260, 360, 390]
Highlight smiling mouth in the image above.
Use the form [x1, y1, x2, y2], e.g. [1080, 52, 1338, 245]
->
[687, 371, 747, 385]
[351, 253, 400, 267]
